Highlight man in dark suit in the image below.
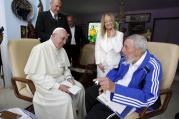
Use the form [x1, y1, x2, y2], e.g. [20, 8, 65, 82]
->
[35, 0, 71, 43]
[66, 15, 87, 66]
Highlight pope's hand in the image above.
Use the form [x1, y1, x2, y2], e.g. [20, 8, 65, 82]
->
[59, 84, 70, 93]
[68, 77, 75, 85]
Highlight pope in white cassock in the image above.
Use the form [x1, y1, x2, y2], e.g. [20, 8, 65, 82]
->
[24, 27, 86, 119]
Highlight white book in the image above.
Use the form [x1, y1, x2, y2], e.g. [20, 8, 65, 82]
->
[61, 80, 81, 95]
[97, 91, 126, 116]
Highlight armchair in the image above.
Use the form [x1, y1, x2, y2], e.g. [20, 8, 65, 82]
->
[70, 43, 96, 88]
[8, 38, 40, 110]
[139, 42, 179, 118]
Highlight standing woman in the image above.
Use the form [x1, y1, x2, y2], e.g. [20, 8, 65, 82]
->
[95, 13, 124, 77]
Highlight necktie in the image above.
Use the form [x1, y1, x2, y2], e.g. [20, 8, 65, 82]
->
[54, 14, 58, 20]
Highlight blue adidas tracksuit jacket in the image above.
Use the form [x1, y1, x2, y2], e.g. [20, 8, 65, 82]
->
[106, 50, 162, 118]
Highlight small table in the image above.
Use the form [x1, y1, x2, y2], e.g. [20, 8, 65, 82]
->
[0, 108, 37, 119]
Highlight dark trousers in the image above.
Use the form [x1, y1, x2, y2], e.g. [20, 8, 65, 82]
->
[85, 85, 119, 119]
[175, 112, 179, 119]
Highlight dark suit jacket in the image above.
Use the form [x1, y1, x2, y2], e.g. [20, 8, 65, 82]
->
[64, 25, 88, 65]
[66, 25, 88, 47]
[35, 11, 71, 42]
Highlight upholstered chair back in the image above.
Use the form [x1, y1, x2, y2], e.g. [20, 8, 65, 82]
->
[79, 43, 95, 65]
[8, 38, 40, 101]
[147, 42, 179, 90]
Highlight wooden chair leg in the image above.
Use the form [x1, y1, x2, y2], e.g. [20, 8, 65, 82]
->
[0, 65, 5, 87]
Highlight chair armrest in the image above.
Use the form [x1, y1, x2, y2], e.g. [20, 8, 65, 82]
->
[160, 88, 171, 95]
[70, 67, 86, 73]
[72, 64, 86, 69]
[159, 88, 172, 112]
[11, 77, 35, 102]
[139, 88, 172, 119]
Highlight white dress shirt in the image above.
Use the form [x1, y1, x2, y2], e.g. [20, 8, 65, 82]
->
[70, 26, 76, 45]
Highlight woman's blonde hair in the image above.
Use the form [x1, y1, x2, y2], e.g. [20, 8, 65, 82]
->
[100, 13, 117, 38]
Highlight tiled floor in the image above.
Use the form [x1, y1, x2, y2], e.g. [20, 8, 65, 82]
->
[0, 87, 31, 111]
[0, 75, 179, 119]
[156, 80, 179, 119]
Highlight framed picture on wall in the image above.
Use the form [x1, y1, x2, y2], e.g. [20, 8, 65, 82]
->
[88, 22, 101, 43]
[125, 13, 151, 23]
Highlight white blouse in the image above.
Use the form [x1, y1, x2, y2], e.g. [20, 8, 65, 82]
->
[95, 31, 124, 68]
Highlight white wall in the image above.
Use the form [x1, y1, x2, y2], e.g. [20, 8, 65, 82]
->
[0, 0, 39, 87]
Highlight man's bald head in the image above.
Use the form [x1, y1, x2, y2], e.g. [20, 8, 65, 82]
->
[67, 15, 75, 27]
[50, 0, 62, 14]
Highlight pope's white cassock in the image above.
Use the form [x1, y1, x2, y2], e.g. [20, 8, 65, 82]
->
[24, 40, 86, 119]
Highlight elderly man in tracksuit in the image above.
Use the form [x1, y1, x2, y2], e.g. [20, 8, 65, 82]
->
[85, 34, 162, 119]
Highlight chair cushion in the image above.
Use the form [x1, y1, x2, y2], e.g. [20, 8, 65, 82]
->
[126, 112, 139, 119]
[19, 86, 33, 98]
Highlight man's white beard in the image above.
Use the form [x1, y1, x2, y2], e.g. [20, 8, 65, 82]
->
[125, 56, 135, 64]
[126, 59, 134, 64]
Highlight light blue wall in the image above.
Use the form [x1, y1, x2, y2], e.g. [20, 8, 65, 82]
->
[0, 0, 39, 87]
[0, 0, 52, 87]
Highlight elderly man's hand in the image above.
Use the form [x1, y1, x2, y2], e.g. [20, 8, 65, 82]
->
[98, 77, 115, 92]
[59, 84, 70, 93]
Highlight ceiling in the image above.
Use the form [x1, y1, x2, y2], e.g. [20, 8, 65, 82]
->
[62, 0, 179, 14]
